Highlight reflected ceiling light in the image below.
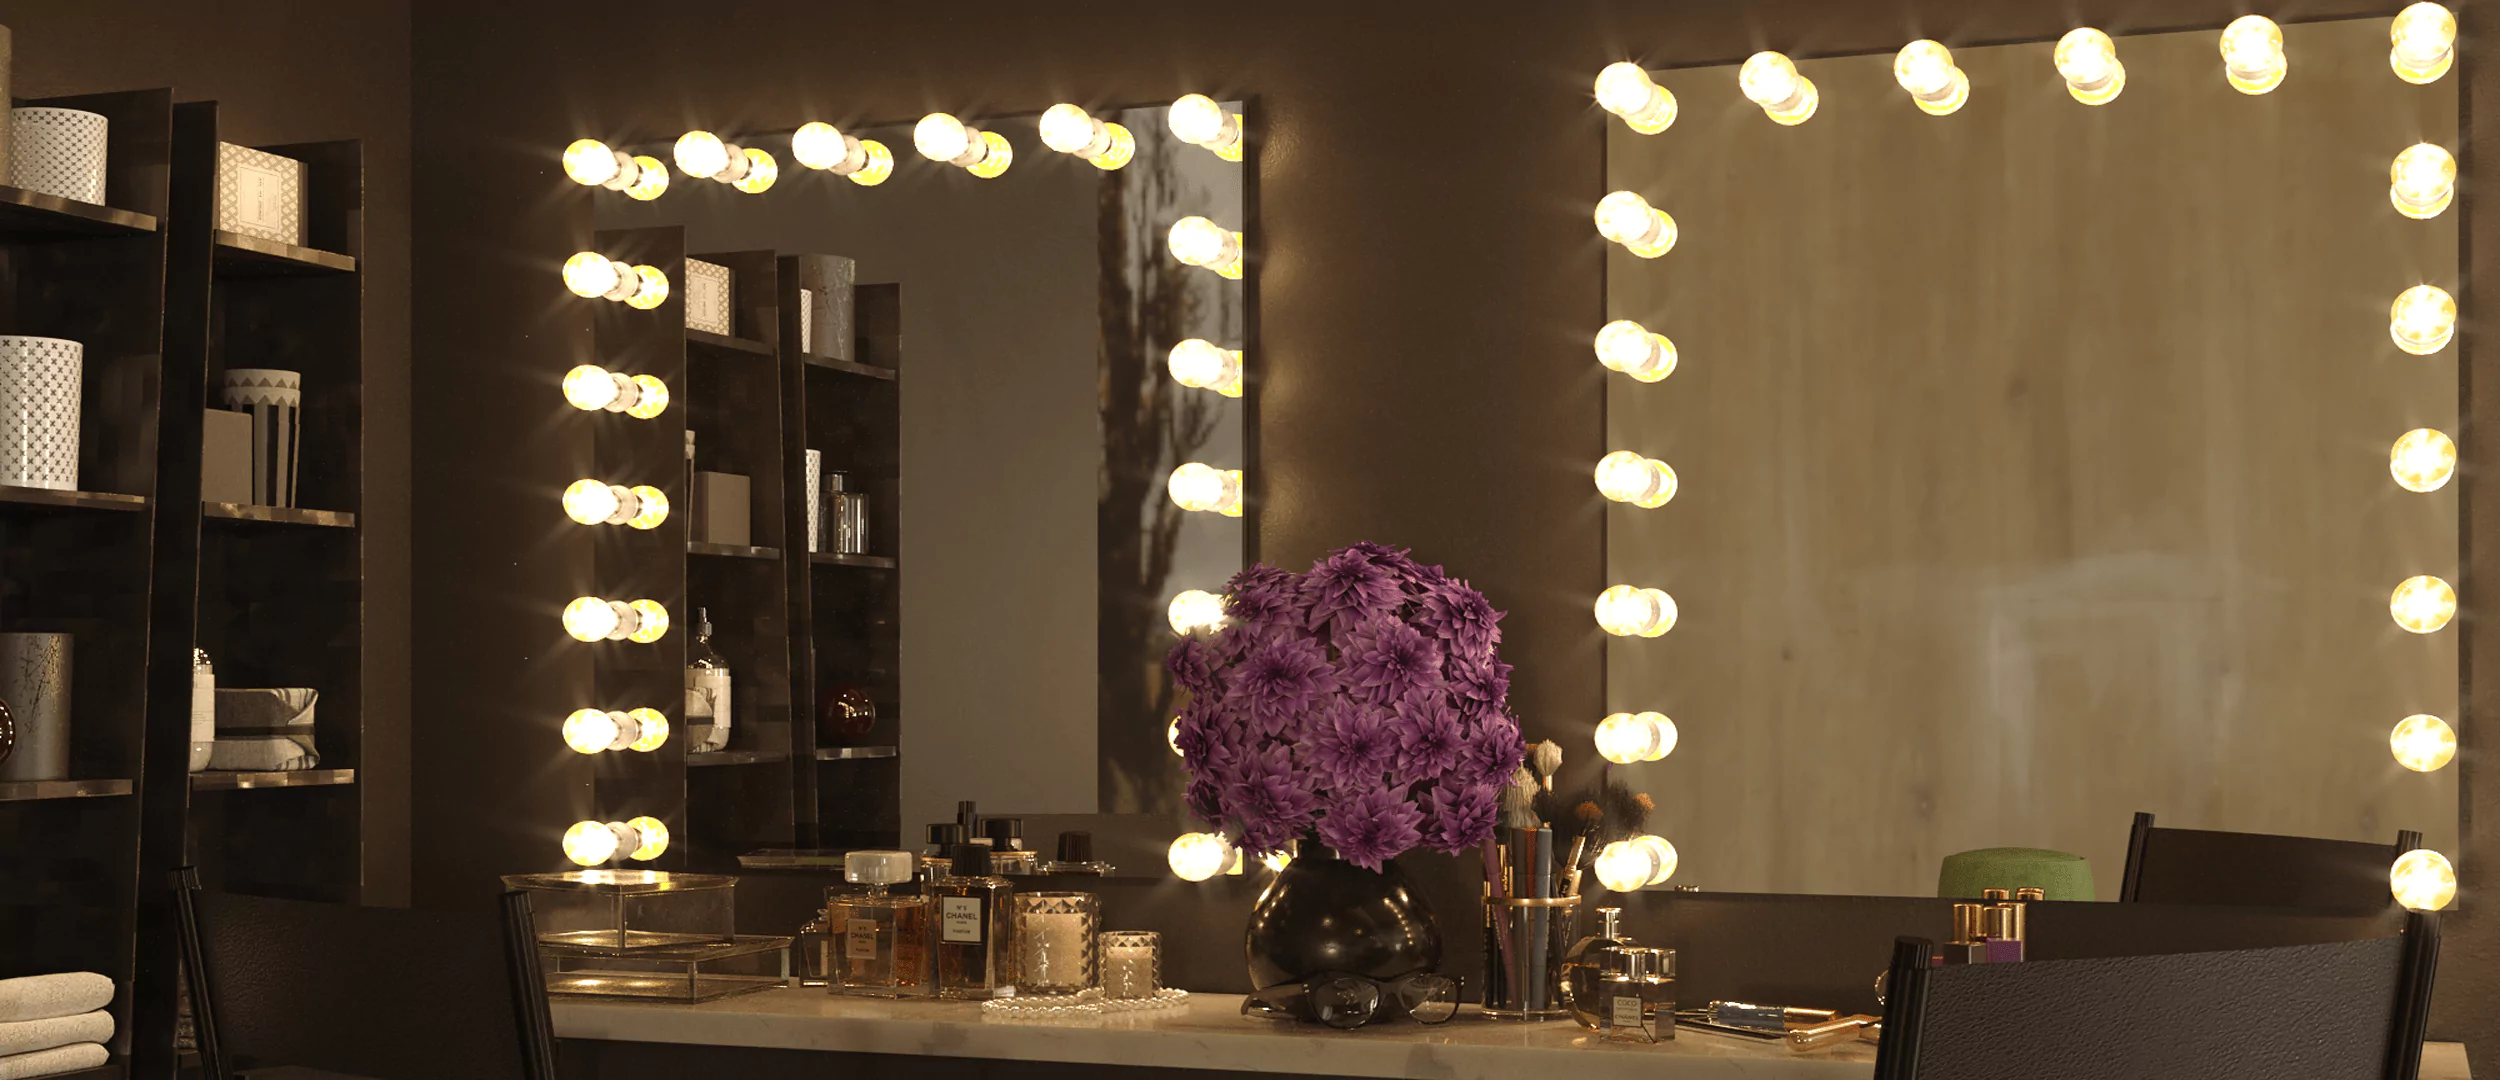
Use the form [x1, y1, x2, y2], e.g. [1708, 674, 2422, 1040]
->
[1168, 832, 1233, 881]
[1168, 462, 1244, 516]
[2220, 16, 2287, 95]
[1893, 40, 1969, 116]
[563, 252, 668, 310]
[914, 112, 1013, 178]
[1595, 451, 1677, 508]
[1595, 191, 1676, 258]
[1595, 711, 1677, 764]
[791, 122, 895, 186]
[562, 365, 669, 418]
[2391, 285, 2457, 355]
[1168, 339, 1244, 397]
[672, 130, 776, 192]
[1595, 585, 1676, 638]
[563, 708, 670, 754]
[562, 480, 669, 529]
[1260, 847, 1294, 873]
[1168, 590, 1227, 636]
[1169, 94, 1245, 161]
[1740, 51, 1819, 125]
[1168, 216, 1245, 279]
[2391, 848, 2456, 911]
[1039, 104, 1135, 170]
[1594, 62, 1678, 134]
[562, 139, 670, 201]
[2390, 714, 2457, 772]
[2391, 3, 2457, 84]
[2390, 428, 2457, 493]
[2390, 143, 2456, 220]
[564, 597, 672, 643]
[2054, 28, 2126, 105]
[2389, 575, 2457, 634]
[564, 817, 670, 866]
[1594, 320, 1677, 382]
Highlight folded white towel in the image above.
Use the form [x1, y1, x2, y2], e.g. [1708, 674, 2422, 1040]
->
[0, 1042, 107, 1080]
[0, 974, 110, 1024]
[0, 1011, 109, 1057]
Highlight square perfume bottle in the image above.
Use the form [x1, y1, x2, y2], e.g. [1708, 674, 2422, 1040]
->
[831, 851, 929, 997]
[927, 845, 1014, 999]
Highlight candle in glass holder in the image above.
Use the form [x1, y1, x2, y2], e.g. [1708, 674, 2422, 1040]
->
[1099, 931, 1161, 1000]
[1012, 892, 1101, 995]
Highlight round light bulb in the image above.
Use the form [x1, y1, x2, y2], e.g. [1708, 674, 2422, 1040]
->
[1169, 94, 1237, 154]
[1894, 40, 1969, 116]
[847, 140, 895, 186]
[625, 486, 669, 530]
[1740, 51, 1819, 125]
[2220, 15, 2287, 95]
[1595, 585, 1677, 638]
[1168, 717, 1184, 757]
[792, 122, 847, 170]
[563, 251, 620, 298]
[624, 816, 670, 861]
[562, 479, 622, 526]
[964, 130, 1013, 178]
[623, 156, 670, 201]
[2391, 849, 2457, 911]
[1593, 840, 1656, 892]
[564, 596, 620, 642]
[1594, 320, 1677, 382]
[1168, 832, 1232, 882]
[1040, 104, 1102, 154]
[627, 599, 670, 644]
[623, 266, 669, 311]
[1168, 216, 1243, 277]
[1168, 339, 1244, 397]
[1594, 190, 1676, 258]
[1595, 450, 1677, 508]
[915, 112, 971, 162]
[1632, 835, 1679, 885]
[2390, 714, 2457, 772]
[1168, 462, 1242, 515]
[2390, 429, 2457, 493]
[563, 708, 620, 754]
[563, 365, 620, 411]
[2391, 3, 2457, 84]
[626, 375, 670, 419]
[1168, 589, 1226, 636]
[563, 139, 622, 186]
[1594, 62, 1678, 134]
[732, 148, 778, 194]
[2391, 285, 2457, 355]
[628, 709, 670, 752]
[2055, 28, 2126, 105]
[674, 130, 730, 179]
[2390, 575, 2457, 634]
[564, 820, 621, 866]
[2390, 143, 2456, 220]
[1594, 711, 1677, 764]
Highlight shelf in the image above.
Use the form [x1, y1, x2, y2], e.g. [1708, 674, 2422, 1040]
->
[202, 502, 357, 528]
[688, 541, 780, 560]
[212, 230, 357, 276]
[802, 353, 897, 381]
[810, 553, 897, 570]
[43, 1061, 123, 1080]
[0, 778, 134, 802]
[814, 746, 898, 761]
[190, 768, 356, 791]
[0, 184, 157, 241]
[0, 486, 148, 513]
[688, 329, 775, 357]
[687, 750, 790, 768]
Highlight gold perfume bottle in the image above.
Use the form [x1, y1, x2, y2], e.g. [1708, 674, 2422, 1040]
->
[832, 851, 930, 997]
[927, 844, 1013, 999]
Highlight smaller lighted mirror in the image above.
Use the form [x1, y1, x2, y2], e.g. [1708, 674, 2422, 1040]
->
[1595, 62, 1678, 134]
[2391, 848, 2456, 911]
[1595, 451, 1676, 508]
[1595, 191, 1676, 259]
[2389, 428, 2457, 493]
[2389, 575, 2457, 634]
[1893, 40, 1969, 116]
[1595, 711, 1677, 764]
[2390, 714, 2457, 772]
[2391, 3, 2457, 84]
[1594, 320, 1677, 382]
[2054, 28, 2126, 105]
[1168, 589, 1228, 636]
[2390, 144, 2456, 220]
[1595, 585, 1676, 638]
[1740, 51, 1819, 125]
[2220, 15, 2288, 95]
[2391, 285, 2457, 355]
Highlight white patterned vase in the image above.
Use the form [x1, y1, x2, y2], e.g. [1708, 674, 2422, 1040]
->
[0, 336, 83, 492]
[222, 369, 302, 508]
[8, 107, 108, 204]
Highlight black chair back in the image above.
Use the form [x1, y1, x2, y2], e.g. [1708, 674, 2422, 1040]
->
[172, 868, 558, 1080]
[2121, 811, 2420, 909]
[1874, 912, 2440, 1080]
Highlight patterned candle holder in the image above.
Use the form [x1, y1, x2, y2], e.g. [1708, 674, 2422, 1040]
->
[1098, 931, 1160, 1000]
[1011, 892, 1099, 996]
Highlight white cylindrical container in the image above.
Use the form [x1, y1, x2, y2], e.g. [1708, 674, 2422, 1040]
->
[8, 107, 108, 204]
[189, 648, 216, 772]
[221, 369, 302, 508]
[805, 450, 822, 553]
[0, 336, 82, 492]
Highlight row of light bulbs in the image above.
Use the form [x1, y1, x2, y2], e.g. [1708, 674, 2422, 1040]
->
[563, 817, 670, 866]
[563, 708, 670, 755]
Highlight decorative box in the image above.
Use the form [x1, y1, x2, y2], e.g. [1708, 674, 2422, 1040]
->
[9, 107, 106, 204]
[694, 470, 749, 546]
[503, 870, 738, 951]
[0, 336, 82, 491]
[684, 258, 733, 336]
[539, 935, 790, 1003]
[216, 143, 307, 246]
[201, 409, 254, 504]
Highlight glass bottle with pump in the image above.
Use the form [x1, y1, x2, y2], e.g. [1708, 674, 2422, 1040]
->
[685, 607, 731, 752]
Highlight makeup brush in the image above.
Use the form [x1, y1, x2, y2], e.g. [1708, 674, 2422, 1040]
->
[1533, 740, 1562, 792]
[1502, 767, 1541, 830]
[1563, 800, 1603, 897]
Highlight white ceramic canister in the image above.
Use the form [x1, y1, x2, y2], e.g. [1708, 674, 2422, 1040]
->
[9, 107, 108, 204]
[0, 336, 82, 491]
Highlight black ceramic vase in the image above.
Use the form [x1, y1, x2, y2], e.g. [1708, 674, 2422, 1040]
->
[1244, 843, 1441, 990]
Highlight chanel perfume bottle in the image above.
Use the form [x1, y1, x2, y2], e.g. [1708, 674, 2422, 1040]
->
[832, 851, 929, 997]
[1599, 947, 1676, 1043]
[928, 844, 1013, 999]
[1564, 906, 1635, 1031]
[685, 607, 731, 752]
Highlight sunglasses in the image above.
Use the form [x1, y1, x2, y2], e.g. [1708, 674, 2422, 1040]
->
[1240, 971, 1462, 1029]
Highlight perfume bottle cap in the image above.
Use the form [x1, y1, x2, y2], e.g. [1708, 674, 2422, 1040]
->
[1597, 906, 1623, 938]
[982, 817, 1025, 850]
[1607, 947, 1673, 980]
[1056, 830, 1094, 863]
[845, 850, 916, 885]
[2014, 886, 2045, 902]
[1980, 888, 2011, 902]
[1951, 902, 1987, 943]
[950, 843, 993, 877]
[926, 822, 965, 847]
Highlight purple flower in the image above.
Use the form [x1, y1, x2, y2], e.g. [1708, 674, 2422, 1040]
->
[1185, 774, 1224, 825]
[1343, 620, 1445, 703]
[1225, 745, 1323, 854]
[1172, 694, 1220, 765]
[1167, 636, 1223, 696]
[1304, 549, 1405, 637]
[1445, 653, 1512, 706]
[1226, 564, 1309, 630]
[1317, 785, 1427, 872]
[1420, 580, 1502, 653]
[1232, 636, 1336, 731]
[1308, 698, 1401, 787]
[1393, 691, 1463, 777]
[1457, 712, 1525, 785]
[1423, 782, 1499, 855]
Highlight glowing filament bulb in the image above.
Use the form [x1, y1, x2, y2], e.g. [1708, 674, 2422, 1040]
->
[792, 122, 848, 169]
[563, 820, 623, 866]
[1168, 589, 1227, 636]
[1632, 835, 1679, 885]
[1594, 320, 1677, 382]
[2391, 285, 2457, 355]
[2391, 714, 2457, 772]
[626, 708, 670, 752]
[1594, 838, 1675, 892]
[563, 709, 622, 754]
[625, 375, 670, 419]
[563, 252, 623, 298]
[2391, 849, 2456, 911]
[1169, 94, 1245, 161]
[914, 112, 971, 161]
[563, 139, 625, 186]
[1595, 711, 1677, 764]
[625, 816, 670, 861]
[732, 148, 778, 193]
[622, 486, 668, 530]
[2390, 429, 2457, 493]
[1040, 104, 1135, 170]
[1594, 62, 1678, 134]
[794, 122, 894, 186]
[2220, 15, 2287, 95]
[563, 365, 622, 411]
[2391, 3, 2457, 84]
[1595, 191, 1676, 258]
[1168, 717, 1184, 757]
[2390, 575, 2457, 634]
[1168, 339, 1245, 397]
[563, 597, 621, 642]
[1893, 40, 1969, 115]
[622, 265, 669, 310]
[626, 599, 670, 643]
[562, 479, 624, 525]
[1595, 451, 1677, 508]
[2390, 143, 2456, 219]
[2055, 28, 2126, 105]
[1168, 832, 1232, 881]
[1740, 52, 1819, 125]
[673, 130, 730, 179]
[623, 156, 670, 201]
[1595, 585, 1676, 638]
[1168, 463, 1244, 516]
[1168, 216, 1245, 278]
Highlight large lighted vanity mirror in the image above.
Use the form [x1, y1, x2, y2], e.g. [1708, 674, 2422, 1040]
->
[601, 101, 1247, 858]
[1603, 20, 2456, 899]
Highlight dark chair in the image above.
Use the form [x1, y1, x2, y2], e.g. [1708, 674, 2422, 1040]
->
[1875, 912, 2440, 1080]
[2120, 812, 2421, 909]
[172, 868, 558, 1080]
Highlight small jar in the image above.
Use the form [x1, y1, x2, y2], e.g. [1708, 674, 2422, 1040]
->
[1011, 892, 1100, 996]
[1098, 931, 1160, 1000]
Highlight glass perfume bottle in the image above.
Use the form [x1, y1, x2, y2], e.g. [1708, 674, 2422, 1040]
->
[928, 844, 1013, 999]
[685, 607, 731, 752]
[1564, 906, 1635, 1030]
[832, 851, 929, 997]
[189, 647, 216, 772]
[1599, 946, 1676, 1043]
[795, 891, 838, 987]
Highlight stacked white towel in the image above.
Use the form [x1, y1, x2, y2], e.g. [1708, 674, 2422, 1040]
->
[0, 973, 112, 1079]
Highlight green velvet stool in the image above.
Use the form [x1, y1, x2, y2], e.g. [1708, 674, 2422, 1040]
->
[1938, 847, 2095, 901]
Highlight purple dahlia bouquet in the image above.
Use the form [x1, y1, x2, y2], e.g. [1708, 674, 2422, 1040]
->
[1166, 543, 1524, 871]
